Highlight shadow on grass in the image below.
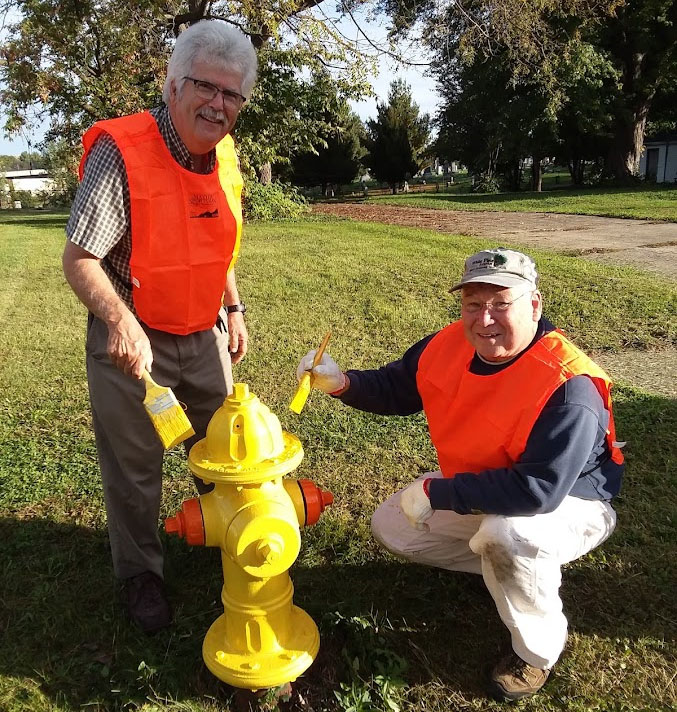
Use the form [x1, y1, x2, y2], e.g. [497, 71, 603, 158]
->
[1, 391, 674, 709]
[0, 514, 673, 710]
[0, 211, 69, 229]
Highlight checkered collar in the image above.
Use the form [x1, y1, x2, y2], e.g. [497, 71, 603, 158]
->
[151, 104, 216, 174]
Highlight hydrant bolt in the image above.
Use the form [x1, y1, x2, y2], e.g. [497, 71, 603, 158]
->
[257, 537, 282, 564]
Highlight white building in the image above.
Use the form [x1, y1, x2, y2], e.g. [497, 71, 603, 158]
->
[639, 134, 677, 183]
[4, 169, 55, 194]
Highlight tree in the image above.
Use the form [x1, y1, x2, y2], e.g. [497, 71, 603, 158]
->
[0, 1, 373, 181]
[435, 61, 511, 186]
[593, 0, 677, 181]
[364, 79, 429, 193]
[381, 0, 621, 82]
[550, 43, 617, 185]
[435, 53, 558, 192]
[383, 0, 677, 183]
[646, 74, 677, 136]
[42, 138, 80, 203]
[291, 102, 365, 194]
[0, 151, 45, 170]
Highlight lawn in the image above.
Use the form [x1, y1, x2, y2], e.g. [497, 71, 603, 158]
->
[1, 211, 675, 712]
[371, 184, 677, 221]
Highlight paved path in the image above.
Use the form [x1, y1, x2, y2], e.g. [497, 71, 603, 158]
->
[314, 204, 677, 281]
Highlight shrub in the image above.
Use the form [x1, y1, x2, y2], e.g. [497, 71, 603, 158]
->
[12, 190, 38, 208]
[242, 179, 308, 221]
[471, 174, 501, 193]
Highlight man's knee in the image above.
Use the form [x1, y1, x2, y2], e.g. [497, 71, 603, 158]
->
[470, 516, 541, 563]
[370, 498, 405, 555]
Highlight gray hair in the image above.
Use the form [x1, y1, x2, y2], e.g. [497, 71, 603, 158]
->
[162, 20, 258, 103]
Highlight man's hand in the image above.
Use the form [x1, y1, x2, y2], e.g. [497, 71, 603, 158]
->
[400, 479, 433, 531]
[106, 312, 153, 379]
[228, 311, 248, 365]
[296, 350, 346, 393]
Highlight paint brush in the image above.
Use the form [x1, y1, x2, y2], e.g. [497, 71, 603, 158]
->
[290, 330, 332, 414]
[141, 370, 195, 449]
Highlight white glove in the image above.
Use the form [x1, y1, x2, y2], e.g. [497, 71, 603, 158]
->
[296, 350, 346, 394]
[400, 479, 433, 531]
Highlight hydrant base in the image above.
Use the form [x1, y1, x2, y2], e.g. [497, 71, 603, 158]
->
[202, 606, 320, 689]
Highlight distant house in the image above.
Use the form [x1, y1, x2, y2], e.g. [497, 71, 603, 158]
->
[639, 134, 677, 183]
[3, 169, 55, 194]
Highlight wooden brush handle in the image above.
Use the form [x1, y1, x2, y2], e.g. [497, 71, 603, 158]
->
[312, 331, 332, 367]
[141, 369, 157, 387]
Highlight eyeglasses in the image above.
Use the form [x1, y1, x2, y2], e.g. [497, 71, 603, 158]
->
[461, 290, 533, 314]
[182, 77, 246, 107]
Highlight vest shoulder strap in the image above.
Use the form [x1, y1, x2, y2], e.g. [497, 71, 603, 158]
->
[80, 112, 159, 179]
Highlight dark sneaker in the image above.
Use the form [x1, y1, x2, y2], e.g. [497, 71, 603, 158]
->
[123, 572, 172, 634]
[489, 651, 550, 702]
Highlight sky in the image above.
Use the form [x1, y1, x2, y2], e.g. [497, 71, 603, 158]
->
[0, 7, 441, 155]
[349, 57, 440, 123]
[328, 8, 440, 123]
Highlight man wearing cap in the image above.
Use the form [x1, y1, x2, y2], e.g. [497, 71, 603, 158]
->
[296, 247, 624, 702]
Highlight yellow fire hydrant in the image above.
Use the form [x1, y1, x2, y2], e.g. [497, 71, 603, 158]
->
[164, 383, 333, 690]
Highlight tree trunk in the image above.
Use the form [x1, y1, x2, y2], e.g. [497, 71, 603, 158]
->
[605, 100, 651, 183]
[508, 160, 521, 191]
[531, 154, 542, 192]
[259, 162, 272, 185]
[487, 143, 501, 180]
[568, 157, 585, 185]
[605, 48, 655, 184]
[568, 157, 585, 186]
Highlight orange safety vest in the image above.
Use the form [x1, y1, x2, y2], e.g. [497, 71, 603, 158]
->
[80, 111, 243, 335]
[416, 321, 624, 478]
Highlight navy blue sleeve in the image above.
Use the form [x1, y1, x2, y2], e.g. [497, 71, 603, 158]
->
[337, 334, 435, 415]
[428, 376, 611, 516]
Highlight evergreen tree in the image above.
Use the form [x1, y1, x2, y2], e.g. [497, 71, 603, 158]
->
[364, 79, 430, 193]
[292, 104, 366, 194]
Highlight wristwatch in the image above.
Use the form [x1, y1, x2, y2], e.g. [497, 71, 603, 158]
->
[225, 302, 246, 314]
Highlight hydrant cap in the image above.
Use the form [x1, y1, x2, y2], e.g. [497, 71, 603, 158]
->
[204, 383, 285, 466]
[298, 479, 334, 526]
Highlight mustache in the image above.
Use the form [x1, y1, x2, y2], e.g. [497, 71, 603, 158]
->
[199, 108, 225, 123]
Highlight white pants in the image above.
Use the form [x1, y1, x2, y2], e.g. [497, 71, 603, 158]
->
[371, 473, 617, 669]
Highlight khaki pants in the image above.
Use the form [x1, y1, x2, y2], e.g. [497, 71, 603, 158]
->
[85, 313, 233, 580]
[371, 472, 617, 669]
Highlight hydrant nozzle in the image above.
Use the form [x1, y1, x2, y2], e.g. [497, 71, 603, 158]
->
[164, 498, 205, 546]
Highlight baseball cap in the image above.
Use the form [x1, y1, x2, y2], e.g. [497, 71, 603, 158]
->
[449, 247, 539, 292]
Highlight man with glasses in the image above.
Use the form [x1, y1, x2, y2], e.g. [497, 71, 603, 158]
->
[62, 20, 257, 633]
[296, 247, 625, 701]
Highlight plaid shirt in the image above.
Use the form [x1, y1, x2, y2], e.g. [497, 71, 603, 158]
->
[66, 105, 217, 310]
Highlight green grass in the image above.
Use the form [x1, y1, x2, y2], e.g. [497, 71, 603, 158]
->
[371, 184, 677, 221]
[1, 211, 676, 711]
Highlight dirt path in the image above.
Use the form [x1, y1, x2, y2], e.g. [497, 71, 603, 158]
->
[314, 203, 677, 397]
[314, 203, 677, 281]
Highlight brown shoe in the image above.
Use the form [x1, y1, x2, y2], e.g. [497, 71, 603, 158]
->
[489, 651, 550, 702]
[123, 572, 172, 634]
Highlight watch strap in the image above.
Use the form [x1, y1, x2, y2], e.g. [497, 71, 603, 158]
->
[225, 303, 246, 314]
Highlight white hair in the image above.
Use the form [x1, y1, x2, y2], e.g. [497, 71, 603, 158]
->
[162, 20, 258, 103]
